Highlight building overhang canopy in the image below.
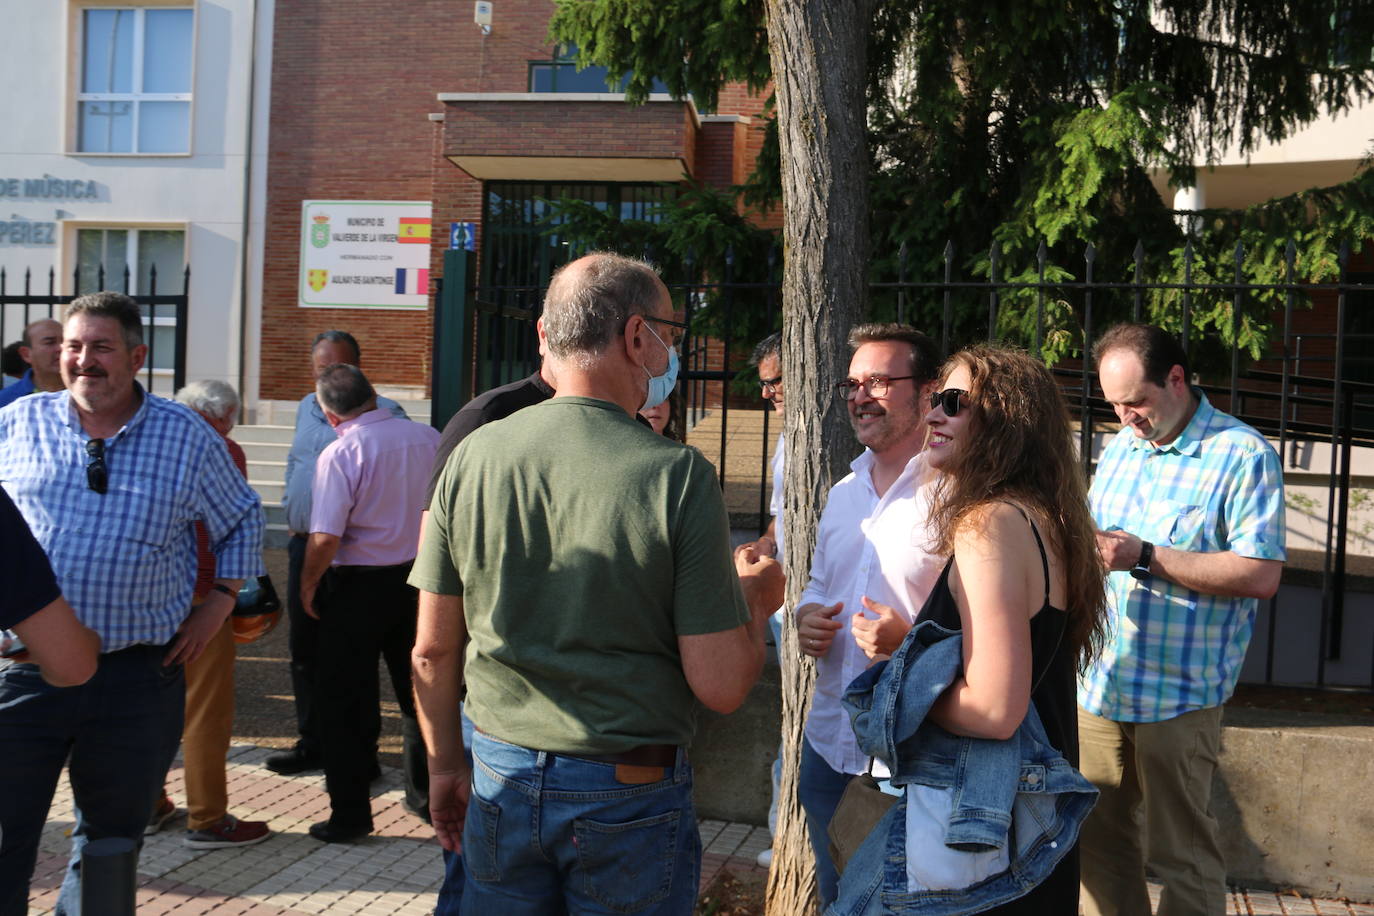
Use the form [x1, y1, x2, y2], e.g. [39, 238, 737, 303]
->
[436, 93, 699, 184]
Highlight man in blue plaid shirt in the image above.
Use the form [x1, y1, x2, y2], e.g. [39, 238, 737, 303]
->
[1077, 324, 1285, 916]
[0, 292, 263, 915]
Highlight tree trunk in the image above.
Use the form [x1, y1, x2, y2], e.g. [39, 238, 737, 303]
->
[764, 0, 872, 913]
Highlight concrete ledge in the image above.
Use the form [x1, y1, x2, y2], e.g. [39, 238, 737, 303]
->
[1216, 706, 1374, 901]
[691, 661, 1374, 903]
[690, 658, 780, 826]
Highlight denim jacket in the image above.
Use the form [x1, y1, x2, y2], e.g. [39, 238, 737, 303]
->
[828, 620, 1097, 915]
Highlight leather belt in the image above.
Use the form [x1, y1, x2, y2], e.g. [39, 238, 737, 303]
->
[334, 561, 413, 574]
[475, 729, 679, 768]
[565, 744, 680, 768]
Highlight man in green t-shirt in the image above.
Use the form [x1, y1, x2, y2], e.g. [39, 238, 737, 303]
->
[410, 251, 782, 914]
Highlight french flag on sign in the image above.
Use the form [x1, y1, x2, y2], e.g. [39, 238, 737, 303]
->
[395, 268, 429, 295]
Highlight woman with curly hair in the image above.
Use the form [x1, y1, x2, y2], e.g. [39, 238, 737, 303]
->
[847, 344, 1108, 914]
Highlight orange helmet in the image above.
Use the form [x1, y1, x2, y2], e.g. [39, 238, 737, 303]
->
[232, 576, 283, 645]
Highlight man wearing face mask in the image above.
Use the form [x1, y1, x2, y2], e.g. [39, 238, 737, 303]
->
[410, 251, 784, 914]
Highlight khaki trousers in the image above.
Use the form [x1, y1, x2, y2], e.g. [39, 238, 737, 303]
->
[182, 617, 236, 830]
[1078, 705, 1227, 916]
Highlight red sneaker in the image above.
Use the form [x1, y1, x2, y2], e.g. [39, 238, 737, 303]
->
[182, 814, 271, 849]
[145, 795, 179, 836]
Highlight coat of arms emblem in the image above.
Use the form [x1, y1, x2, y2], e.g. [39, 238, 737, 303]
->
[310, 214, 330, 249]
[308, 269, 328, 292]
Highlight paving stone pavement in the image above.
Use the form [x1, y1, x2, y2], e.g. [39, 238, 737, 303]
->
[24, 745, 1372, 914]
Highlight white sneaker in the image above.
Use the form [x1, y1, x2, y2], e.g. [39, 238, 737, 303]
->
[756, 848, 773, 868]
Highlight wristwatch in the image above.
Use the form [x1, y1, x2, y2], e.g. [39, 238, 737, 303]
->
[1129, 541, 1154, 581]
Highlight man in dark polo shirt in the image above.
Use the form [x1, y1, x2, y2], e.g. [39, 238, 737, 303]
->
[411, 252, 782, 914]
[425, 364, 554, 504]
[422, 361, 554, 912]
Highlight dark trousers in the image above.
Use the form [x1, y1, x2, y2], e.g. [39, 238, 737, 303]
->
[315, 563, 428, 828]
[286, 534, 320, 756]
[0, 646, 184, 916]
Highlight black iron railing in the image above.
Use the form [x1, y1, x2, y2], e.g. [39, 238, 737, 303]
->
[436, 238, 1374, 690]
[0, 265, 191, 394]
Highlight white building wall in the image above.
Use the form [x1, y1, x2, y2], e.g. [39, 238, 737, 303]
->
[1152, 96, 1371, 211]
[0, 0, 271, 400]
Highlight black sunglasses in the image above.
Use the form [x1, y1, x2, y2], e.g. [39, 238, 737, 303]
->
[928, 388, 969, 416]
[85, 438, 108, 495]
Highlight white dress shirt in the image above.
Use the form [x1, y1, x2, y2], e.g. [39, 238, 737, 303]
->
[800, 448, 945, 776]
[769, 430, 785, 561]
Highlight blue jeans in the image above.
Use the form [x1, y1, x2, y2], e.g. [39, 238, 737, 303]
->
[766, 611, 785, 837]
[799, 737, 851, 908]
[459, 730, 700, 916]
[0, 646, 184, 916]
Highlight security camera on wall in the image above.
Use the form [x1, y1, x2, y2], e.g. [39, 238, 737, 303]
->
[474, 1, 492, 34]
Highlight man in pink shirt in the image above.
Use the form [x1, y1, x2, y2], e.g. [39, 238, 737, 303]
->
[299, 363, 440, 842]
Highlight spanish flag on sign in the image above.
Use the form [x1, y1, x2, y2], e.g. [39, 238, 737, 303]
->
[397, 217, 431, 243]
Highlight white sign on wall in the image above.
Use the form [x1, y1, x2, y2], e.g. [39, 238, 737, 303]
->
[299, 200, 433, 310]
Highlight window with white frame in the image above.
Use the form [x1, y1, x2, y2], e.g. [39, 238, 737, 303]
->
[77, 7, 193, 154]
[76, 227, 185, 370]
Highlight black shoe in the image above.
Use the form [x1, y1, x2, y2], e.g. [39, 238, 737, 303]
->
[265, 745, 322, 775]
[308, 820, 371, 844]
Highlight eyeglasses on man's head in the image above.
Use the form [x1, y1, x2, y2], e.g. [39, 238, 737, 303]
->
[643, 314, 687, 348]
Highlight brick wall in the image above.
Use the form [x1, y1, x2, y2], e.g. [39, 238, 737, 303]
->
[261, 0, 563, 398]
[261, 0, 776, 398]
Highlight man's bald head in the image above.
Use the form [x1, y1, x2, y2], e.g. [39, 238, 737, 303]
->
[541, 253, 667, 369]
[20, 318, 63, 391]
[22, 318, 61, 348]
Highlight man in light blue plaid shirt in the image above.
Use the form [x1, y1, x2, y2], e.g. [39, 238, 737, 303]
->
[1077, 324, 1285, 916]
[0, 292, 263, 915]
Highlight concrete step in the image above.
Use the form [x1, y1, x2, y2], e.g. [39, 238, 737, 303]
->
[241, 437, 287, 456]
[250, 480, 284, 503]
[245, 459, 286, 480]
[235, 424, 295, 445]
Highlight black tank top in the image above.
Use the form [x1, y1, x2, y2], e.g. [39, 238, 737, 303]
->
[911, 503, 1081, 913]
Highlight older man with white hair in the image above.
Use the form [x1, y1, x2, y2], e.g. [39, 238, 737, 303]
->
[148, 379, 272, 848]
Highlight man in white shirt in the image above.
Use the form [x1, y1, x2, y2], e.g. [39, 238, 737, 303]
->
[793, 323, 945, 907]
[752, 331, 786, 559]
[750, 331, 786, 868]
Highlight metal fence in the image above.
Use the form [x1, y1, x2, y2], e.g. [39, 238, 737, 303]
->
[438, 239, 1374, 691]
[0, 265, 191, 395]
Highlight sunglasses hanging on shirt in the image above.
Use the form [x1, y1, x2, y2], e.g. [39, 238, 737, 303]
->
[86, 438, 108, 494]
